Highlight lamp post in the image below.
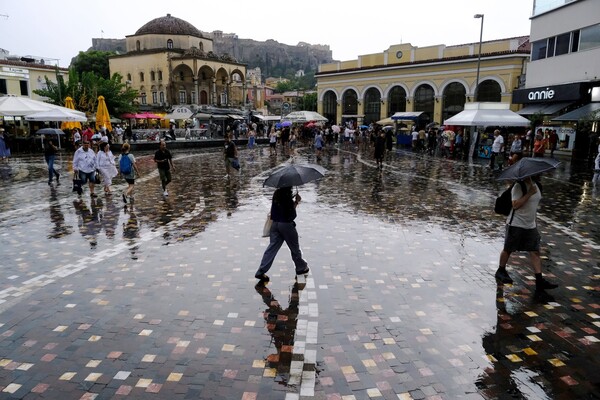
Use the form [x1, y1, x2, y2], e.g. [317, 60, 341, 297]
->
[474, 13, 484, 102]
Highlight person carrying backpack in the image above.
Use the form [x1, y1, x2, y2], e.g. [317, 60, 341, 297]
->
[494, 175, 558, 300]
[119, 142, 139, 204]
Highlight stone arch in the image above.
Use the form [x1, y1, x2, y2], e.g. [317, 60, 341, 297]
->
[341, 87, 359, 116]
[385, 85, 409, 115]
[322, 90, 338, 123]
[476, 78, 504, 102]
[215, 67, 229, 106]
[409, 80, 439, 98]
[413, 83, 435, 126]
[363, 87, 383, 124]
[441, 82, 467, 122]
[171, 64, 195, 105]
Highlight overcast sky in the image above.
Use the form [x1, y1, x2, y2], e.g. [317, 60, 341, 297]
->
[1, 0, 533, 68]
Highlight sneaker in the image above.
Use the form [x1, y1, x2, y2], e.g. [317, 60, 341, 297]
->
[163, 190, 169, 196]
[255, 273, 270, 282]
[536, 278, 558, 290]
[296, 267, 310, 276]
[494, 268, 513, 284]
[122, 193, 127, 204]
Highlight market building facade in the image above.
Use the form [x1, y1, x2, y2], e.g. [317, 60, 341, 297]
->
[315, 37, 530, 129]
[109, 14, 247, 113]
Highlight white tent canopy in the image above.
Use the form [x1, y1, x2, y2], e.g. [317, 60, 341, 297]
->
[25, 108, 87, 122]
[282, 111, 328, 123]
[443, 102, 531, 127]
[0, 95, 86, 117]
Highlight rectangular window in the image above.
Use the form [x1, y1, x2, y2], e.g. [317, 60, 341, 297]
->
[555, 32, 571, 56]
[191, 91, 196, 104]
[0, 79, 6, 94]
[152, 91, 157, 104]
[159, 92, 165, 103]
[158, 71, 163, 80]
[140, 72, 145, 82]
[531, 39, 547, 61]
[547, 36, 555, 58]
[141, 93, 147, 105]
[179, 90, 186, 104]
[572, 30, 580, 52]
[580, 23, 600, 51]
[20, 80, 29, 96]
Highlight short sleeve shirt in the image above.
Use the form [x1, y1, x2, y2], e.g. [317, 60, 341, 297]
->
[154, 149, 172, 170]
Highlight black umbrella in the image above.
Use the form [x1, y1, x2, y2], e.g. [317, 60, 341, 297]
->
[263, 164, 326, 188]
[496, 157, 560, 181]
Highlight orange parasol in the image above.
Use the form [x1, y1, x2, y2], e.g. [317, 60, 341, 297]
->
[95, 95, 112, 131]
[60, 96, 82, 130]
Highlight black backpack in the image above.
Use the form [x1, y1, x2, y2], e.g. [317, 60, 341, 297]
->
[494, 181, 527, 216]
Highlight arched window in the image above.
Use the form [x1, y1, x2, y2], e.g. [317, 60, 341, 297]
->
[136, 40, 141, 51]
[179, 71, 185, 81]
[199, 42, 204, 52]
[158, 71, 163, 81]
[139, 72, 145, 82]
[442, 83, 466, 122]
[414, 84, 435, 125]
[364, 88, 382, 125]
[322, 91, 337, 123]
[477, 80, 502, 102]
[388, 86, 407, 115]
[342, 90, 358, 115]
[126, 73, 132, 82]
[150, 71, 155, 81]
[167, 39, 173, 49]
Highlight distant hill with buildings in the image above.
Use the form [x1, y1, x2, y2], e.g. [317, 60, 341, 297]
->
[89, 32, 334, 82]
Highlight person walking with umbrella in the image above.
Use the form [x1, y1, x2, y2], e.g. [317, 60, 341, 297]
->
[495, 158, 559, 299]
[255, 186, 309, 282]
[44, 135, 60, 185]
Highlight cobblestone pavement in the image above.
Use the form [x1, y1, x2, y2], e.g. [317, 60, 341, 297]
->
[0, 144, 598, 399]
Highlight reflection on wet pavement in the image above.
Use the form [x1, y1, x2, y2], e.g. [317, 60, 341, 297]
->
[0, 145, 598, 399]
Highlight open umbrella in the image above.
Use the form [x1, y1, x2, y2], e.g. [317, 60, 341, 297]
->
[61, 97, 82, 130]
[34, 128, 66, 148]
[331, 125, 341, 133]
[95, 95, 112, 131]
[496, 158, 560, 181]
[263, 164, 326, 188]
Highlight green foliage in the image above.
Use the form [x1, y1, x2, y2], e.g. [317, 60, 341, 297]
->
[33, 69, 138, 116]
[71, 50, 115, 80]
[528, 111, 545, 130]
[301, 92, 317, 111]
[273, 71, 316, 93]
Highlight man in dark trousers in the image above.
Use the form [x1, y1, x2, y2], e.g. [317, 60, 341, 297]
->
[153, 139, 175, 196]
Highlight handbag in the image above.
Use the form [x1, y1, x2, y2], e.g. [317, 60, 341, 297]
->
[231, 158, 241, 170]
[72, 174, 83, 195]
[262, 213, 272, 237]
[94, 170, 102, 184]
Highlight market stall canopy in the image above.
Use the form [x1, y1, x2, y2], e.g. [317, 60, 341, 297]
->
[282, 111, 328, 123]
[551, 102, 600, 121]
[517, 102, 573, 116]
[0, 95, 86, 117]
[443, 102, 531, 127]
[88, 115, 122, 124]
[163, 106, 193, 120]
[391, 111, 423, 121]
[25, 108, 87, 122]
[375, 117, 395, 126]
[254, 115, 281, 122]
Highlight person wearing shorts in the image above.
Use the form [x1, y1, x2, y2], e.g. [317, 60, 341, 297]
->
[72, 140, 97, 197]
[153, 139, 174, 196]
[494, 176, 557, 298]
[119, 142, 140, 203]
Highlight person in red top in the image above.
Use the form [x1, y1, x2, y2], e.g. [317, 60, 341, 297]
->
[82, 126, 94, 143]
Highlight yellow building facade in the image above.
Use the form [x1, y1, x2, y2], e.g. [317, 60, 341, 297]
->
[316, 37, 530, 127]
[109, 14, 246, 111]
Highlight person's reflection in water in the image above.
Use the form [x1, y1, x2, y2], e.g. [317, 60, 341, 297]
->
[48, 186, 72, 239]
[73, 198, 102, 248]
[122, 204, 140, 259]
[371, 171, 384, 203]
[478, 286, 552, 398]
[101, 198, 119, 239]
[224, 179, 239, 217]
[255, 282, 305, 385]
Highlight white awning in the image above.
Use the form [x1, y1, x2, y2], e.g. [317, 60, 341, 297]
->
[552, 102, 600, 121]
[391, 111, 423, 121]
[228, 114, 245, 120]
[517, 102, 572, 116]
[444, 102, 531, 127]
[254, 115, 281, 121]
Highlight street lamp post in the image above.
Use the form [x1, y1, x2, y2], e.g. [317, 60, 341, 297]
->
[474, 13, 484, 102]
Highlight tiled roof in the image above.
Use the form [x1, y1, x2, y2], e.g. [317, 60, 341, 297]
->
[135, 14, 203, 38]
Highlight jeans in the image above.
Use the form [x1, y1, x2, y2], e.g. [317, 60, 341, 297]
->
[45, 155, 59, 182]
[256, 221, 308, 275]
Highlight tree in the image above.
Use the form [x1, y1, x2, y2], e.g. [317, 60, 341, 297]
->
[300, 92, 317, 111]
[34, 69, 138, 116]
[71, 50, 115, 80]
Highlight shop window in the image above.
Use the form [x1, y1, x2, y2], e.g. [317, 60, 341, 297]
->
[0, 79, 7, 95]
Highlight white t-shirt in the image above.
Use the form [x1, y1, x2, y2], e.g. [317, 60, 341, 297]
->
[508, 181, 541, 229]
[492, 135, 504, 153]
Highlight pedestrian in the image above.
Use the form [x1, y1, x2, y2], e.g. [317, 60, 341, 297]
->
[314, 130, 324, 160]
[223, 134, 238, 179]
[72, 140, 98, 197]
[153, 139, 175, 196]
[72, 128, 81, 148]
[255, 186, 309, 282]
[593, 138, 600, 186]
[269, 129, 278, 155]
[119, 142, 139, 203]
[44, 136, 60, 185]
[248, 127, 256, 149]
[494, 176, 558, 298]
[549, 129, 559, 157]
[489, 130, 504, 170]
[532, 129, 546, 158]
[0, 128, 10, 162]
[96, 142, 118, 195]
[184, 125, 191, 140]
[509, 134, 523, 166]
[374, 130, 386, 168]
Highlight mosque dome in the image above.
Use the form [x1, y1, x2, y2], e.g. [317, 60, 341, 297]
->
[135, 14, 203, 37]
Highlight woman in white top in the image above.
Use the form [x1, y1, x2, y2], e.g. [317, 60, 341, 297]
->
[96, 142, 118, 194]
